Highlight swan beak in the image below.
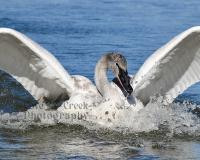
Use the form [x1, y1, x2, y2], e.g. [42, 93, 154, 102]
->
[118, 68, 133, 96]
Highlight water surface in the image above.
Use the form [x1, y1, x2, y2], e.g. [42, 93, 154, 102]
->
[0, 0, 200, 159]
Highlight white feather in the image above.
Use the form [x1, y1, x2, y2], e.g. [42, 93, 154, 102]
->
[132, 26, 200, 105]
[0, 28, 74, 101]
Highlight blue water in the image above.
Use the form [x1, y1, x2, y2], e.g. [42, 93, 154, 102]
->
[0, 0, 200, 159]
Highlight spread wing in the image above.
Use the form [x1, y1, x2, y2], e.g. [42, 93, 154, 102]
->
[0, 28, 74, 102]
[132, 26, 200, 105]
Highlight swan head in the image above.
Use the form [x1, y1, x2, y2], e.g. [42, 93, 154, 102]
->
[108, 53, 133, 97]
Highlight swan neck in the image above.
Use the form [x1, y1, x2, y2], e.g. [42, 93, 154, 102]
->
[95, 55, 110, 96]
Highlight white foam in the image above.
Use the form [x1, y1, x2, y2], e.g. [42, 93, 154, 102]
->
[0, 101, 199, 137]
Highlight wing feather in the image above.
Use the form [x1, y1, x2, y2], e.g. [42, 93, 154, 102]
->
[132, 26, 200, 105]
[0, 28, 74, 101]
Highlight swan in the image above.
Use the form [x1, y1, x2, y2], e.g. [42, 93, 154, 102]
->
[0, 28, 133, 113]
[0, 26, 200, 114]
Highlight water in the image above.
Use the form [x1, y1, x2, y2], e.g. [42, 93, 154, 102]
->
[0, 0, 200, 159]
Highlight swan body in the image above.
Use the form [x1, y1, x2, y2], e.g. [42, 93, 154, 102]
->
[58, 53, 134, 115]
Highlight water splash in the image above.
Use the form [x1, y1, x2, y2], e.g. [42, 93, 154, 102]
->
[0, 99, 199, 138]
